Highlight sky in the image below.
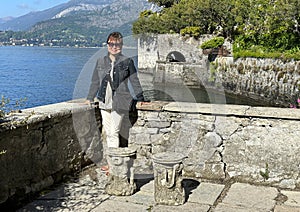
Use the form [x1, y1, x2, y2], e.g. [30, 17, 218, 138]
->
[0, 0, 69, 18]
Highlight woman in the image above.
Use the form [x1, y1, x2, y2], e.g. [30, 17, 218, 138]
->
[86, 32, 145, 173]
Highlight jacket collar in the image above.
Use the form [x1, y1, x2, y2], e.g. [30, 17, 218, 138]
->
[105, 52, 124, 63]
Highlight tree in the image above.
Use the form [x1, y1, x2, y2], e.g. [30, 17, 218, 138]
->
[234, 0, 300, 51]
[134, 0, 300, 52]
[148, 0, 181, 8]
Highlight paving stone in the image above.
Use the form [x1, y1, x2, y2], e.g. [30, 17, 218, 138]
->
[19, 164, 300, 212]
[115, 191, 155, 206]
[281, 190, 300, 207]
[139, 180, 154, 193]
[91, 199, 151, 212]
[274, 205, 300, 212]
[152, 202, 210, 212]
[36, 187, 67, 200]
[188, 182, 225, 205]
[214, 203, 256, 212]
[17, 200, 65, 212]
[18, 171, 109, 212]
[216, 183, 278, 212]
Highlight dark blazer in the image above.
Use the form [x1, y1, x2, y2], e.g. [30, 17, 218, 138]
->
[87, 53, 144, 113]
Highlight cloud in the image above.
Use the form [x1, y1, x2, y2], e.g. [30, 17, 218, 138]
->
[33, 0, 42, 5]
[17, 2, 40, 13]
[17, 4, 31, 10]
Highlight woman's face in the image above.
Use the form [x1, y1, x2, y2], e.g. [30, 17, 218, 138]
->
[107, 38, 123, 56]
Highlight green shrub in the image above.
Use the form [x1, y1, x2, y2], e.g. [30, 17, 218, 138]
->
[200, 37, 225, 49]
[233, 49, 300, 61]
[209, 62, 218, 82]
[233, 33, 300, 60]
[180, 26, 201, 38]
[0, 96, 27, 121]
[0, 96, 10, 120]
[139, 10, 154, 18]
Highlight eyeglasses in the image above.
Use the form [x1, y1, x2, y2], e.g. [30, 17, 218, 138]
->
[107, 42, 122, 48]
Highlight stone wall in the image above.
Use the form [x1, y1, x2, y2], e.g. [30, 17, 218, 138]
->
[0, 101, 103, 205]
[214, 57, 300, 107]
[138, 34, 300, 106]
[138, 34, 215, 70]
[1, 100, 300, 206]
[131, 101, 300, 189]
[153, 61, 208, 86]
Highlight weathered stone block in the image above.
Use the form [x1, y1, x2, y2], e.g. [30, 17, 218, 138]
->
[147, 120, 171, 128]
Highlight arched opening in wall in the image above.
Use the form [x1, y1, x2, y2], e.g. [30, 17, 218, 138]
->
[166, 51, 186, 62]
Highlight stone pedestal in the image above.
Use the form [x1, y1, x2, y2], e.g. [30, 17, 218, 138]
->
[105, 147, 136, 196]
[152, 152, 187, 205]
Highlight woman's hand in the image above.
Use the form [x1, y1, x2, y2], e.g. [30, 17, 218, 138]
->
[84, 100, 92, 105]
[82, 99, 95, 108]
[136, 101, 151, 107]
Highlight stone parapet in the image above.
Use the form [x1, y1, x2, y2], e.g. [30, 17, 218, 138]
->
[0, 100, 102, 205]
[133, 101, 300, 189]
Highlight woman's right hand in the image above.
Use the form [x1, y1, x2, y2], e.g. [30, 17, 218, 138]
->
[83, 99, 94, 108]
[84, 100, 91, 105]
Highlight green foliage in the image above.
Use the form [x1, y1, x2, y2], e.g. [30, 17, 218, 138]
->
[133, 0, 300, 59]
[200, 37, 225, 49]
[209, 62, 218, 82]
[0, 96, 9, 120]
[0, 96, 27, 121]
[180, 26, 201, 38]
[134, 0, 238, 37]
[148, 0, 180, 8]
[233, 43, 300, 61]
[232, 0, 300, 57]
[133, 12, 169, 34]
[139, 10, 155, 18]
[260, 163, 270, 182]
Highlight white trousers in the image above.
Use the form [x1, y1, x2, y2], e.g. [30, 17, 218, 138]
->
[101, 110, 124, 148]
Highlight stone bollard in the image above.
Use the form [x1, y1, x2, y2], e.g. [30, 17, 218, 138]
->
[105, 147, 137, 196]
[152, 152, 187, 205]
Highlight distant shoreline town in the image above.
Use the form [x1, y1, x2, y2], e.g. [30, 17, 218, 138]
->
[0, 35, 105, 48]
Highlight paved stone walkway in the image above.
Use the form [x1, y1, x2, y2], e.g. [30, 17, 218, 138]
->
[18, 166, 300, 212]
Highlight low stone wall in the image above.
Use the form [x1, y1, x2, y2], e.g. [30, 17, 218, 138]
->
[1, 100, 299, 206]
[0, 101, 103, 205]
[131, 101, 300, 189]
[153, 61, 207, 86]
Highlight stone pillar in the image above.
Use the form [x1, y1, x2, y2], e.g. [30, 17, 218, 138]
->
[152, 152, 186, 205]
[105, 147, 136, 196]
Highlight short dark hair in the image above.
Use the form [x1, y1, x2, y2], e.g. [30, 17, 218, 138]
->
[106, 32, 123, 44]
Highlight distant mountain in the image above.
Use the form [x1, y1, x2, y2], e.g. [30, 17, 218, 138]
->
[0, 17, 15, 25]
[0, 0, 153, 31]
[0, 3, 69, 31]
[0, 0, 157, 47]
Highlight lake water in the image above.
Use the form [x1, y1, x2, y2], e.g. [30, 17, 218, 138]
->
[0, 46, 265, 110]
[0, 46, 100, 109]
